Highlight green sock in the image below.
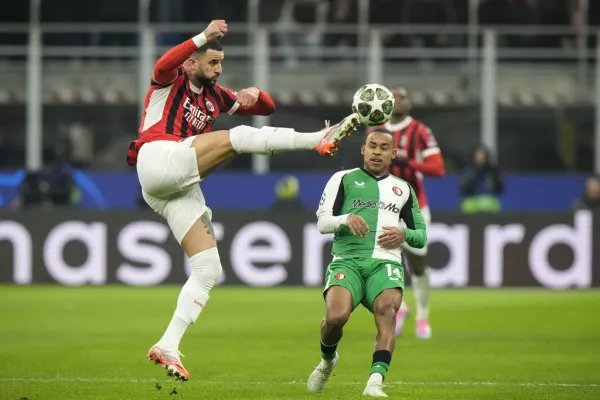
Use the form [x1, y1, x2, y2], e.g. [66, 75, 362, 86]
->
[370, 350, 392, 379]
[370, 362, 389, 377]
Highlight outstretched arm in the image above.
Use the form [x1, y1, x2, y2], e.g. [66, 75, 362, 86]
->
[217, 86, 276, 116]
[152, 36, 203, 85]
[152, 20, 228, 85]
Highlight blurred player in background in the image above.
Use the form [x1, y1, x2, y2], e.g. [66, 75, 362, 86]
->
[129, 19, 361, 381]
[372, 88, 446, 339]
[308, 129, 426, 397]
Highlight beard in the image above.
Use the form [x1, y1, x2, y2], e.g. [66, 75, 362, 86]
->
[197, 73, 217, 87]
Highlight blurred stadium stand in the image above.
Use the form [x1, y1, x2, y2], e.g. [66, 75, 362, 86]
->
[0, 0, 599, 210]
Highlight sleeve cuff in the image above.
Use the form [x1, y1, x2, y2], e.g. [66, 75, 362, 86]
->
[192, 32, 208, 48]
[337, 214, 349, 228]
[227, 102, 241, 115]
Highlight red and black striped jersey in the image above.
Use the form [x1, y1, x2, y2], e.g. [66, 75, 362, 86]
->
[126, 36, 276, 166]
[141, 67, 238, 141]
[126, 67, 237, 165]
[370, 117, 443, 209]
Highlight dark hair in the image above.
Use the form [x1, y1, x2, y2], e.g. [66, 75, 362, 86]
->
[365, 128, 393, 143]
[370, 128, 392, 135]
[197, 39, 223, 54]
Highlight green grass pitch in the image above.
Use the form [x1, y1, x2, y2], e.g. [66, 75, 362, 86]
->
[1, 286, 599, 399]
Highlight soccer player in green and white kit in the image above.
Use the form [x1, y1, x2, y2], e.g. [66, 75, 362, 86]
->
[306, 128, 427, 397]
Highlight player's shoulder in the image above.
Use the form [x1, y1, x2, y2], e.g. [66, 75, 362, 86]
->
[330, 168, 360, 181]
[412, 118, 432, 134]
[386, 173, 413, 189]
[150, 67, 186, 88]
[334, 167, 360, 177]
[386, 173, 406, 184]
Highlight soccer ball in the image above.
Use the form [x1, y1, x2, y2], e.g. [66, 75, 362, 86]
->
[351, 84, 395, 126]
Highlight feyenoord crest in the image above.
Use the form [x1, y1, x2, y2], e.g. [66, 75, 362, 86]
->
[205, 100, 215, 112]
[392, 186, 403, 196]
[335, 273, 345, 280]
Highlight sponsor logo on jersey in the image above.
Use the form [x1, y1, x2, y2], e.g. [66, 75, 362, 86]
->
[335, 273, 345, 280]
[392, 186, 403, 196]
[182, 97, 215, 131]
[354, 181, 365, 187]
[351, 199, 401, 214]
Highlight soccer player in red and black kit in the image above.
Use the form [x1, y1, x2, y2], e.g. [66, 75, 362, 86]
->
[370, 87, 445, 339]
[131, 20, 361, 381]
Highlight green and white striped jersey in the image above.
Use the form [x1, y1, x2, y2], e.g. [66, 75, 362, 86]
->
[316, 167, 427, 263]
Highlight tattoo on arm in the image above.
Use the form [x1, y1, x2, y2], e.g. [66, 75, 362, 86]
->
[200, 211, 215, 240]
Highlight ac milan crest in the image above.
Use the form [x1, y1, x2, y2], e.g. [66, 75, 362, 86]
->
[205, 100, 215, 112]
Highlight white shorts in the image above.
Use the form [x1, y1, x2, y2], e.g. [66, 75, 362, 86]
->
[137, 137, 210, 243]
[400, 206, 431, 257]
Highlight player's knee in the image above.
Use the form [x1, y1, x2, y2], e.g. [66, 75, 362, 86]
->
[229, 125, 260, 154]
[190, 247, 223, 292]
[325, 309, 351, 328]
[374, 302, 396, 318]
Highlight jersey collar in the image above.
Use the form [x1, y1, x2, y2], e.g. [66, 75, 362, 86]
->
[385, 116, 412, 132]
[189, 81, 203, 94]
[360, 167, 389, 181]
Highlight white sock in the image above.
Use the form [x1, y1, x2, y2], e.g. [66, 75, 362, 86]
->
[155, 248, 222, 351]
[156, 315, 189, 352]
[229, 125, 323, 155]
[412, 268, 430, 321]
[368, 372, 384, 385]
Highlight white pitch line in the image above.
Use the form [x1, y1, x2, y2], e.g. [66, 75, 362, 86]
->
[0, 378, 598, 388]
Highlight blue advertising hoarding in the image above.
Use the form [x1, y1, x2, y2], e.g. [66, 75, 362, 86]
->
[0, 170, 588, 211]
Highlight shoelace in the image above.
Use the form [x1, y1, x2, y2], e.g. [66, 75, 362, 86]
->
[324, 119, 331, 129]
[370, 382, 386, 392]
[313, 361, 335, 380]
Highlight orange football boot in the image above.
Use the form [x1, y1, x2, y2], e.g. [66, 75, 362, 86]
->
[148, 345, 190, 382]
[315, 113, 361, 156]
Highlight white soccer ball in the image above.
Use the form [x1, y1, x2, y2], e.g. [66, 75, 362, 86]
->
[351, 84, 395, 126]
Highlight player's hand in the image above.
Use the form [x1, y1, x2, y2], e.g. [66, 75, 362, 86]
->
[346, 214, 369, 237]
[204, 20, 228, 41]
[377, 226, 406, 249]
[236, 87, 260, 108]
[392, 156, 409, 168]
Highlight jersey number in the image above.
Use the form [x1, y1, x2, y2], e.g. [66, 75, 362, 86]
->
[386, 264, 402, 281]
